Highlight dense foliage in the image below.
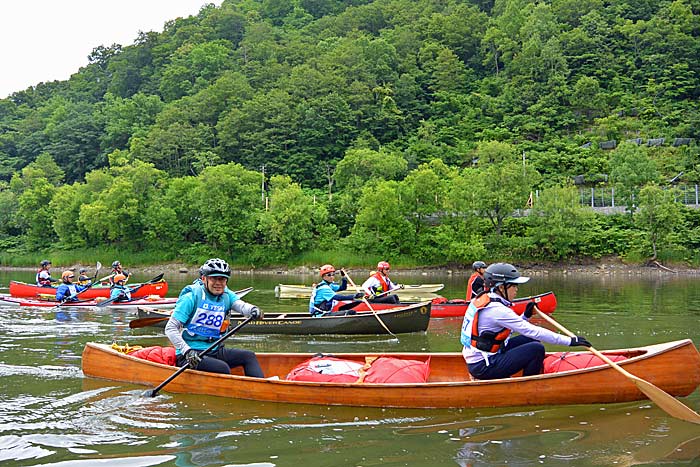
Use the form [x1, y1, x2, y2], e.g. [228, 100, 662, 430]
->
[1, 0, 699, 266]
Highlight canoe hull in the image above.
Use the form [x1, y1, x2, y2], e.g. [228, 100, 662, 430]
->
[137, 301, 432, 335]
[9, 280, 168, 299]
[334, 291, 557, 318]
[275, 283, 444, 299]
[82, 339, 700, 409]
[0, 296, 178, 310]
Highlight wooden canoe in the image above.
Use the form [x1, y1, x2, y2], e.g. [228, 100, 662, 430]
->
[81, 339, 700, 409]
[333, 291, 557, 318]
[8, 280, 168, 299]
[274, 283, 444, 299]
[136, 301, 432, 335]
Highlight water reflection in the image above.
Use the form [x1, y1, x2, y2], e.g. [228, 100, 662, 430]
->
[0, 270, 699, 465]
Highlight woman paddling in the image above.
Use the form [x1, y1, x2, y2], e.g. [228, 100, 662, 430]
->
[461, 262, 591, 380]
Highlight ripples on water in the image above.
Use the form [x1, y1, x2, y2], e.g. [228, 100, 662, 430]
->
[0, 272, 698, 465]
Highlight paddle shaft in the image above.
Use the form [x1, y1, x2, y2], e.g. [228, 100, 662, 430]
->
[534, 307, 700, 425]
[146, 315, 255, 397]
[129, 315, 170, 329]
[336, 286, 401, 311]
[342, 270, 398, 339]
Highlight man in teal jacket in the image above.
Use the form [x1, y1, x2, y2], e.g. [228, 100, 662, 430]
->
[165, 258, 264, 377]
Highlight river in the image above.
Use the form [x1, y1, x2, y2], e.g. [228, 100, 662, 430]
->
[0, 269, 698, 466]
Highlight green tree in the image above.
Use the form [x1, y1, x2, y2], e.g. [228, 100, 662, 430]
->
[334, 148, 408, 192]
[609, 144, 660, 212]
[469, 160, 539, 236]
[191, 163, 262, 254]
[634, 184, 683, 261]
[526, 184, 596, 260]
[258, 175, 317, 260]
[348, 180, 414, 256]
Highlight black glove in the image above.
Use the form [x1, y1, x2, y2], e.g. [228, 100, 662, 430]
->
[398, 284, 405, 289]
[250, 307, 262, 319]
[523, 302, 536, 319]
[569, 336, 592, 347]
[354, 292, 364, 299]
[185, 349, 202, 368]
[339, 269, 346, 277]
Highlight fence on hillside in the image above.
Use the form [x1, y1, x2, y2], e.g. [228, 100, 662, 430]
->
[578, 184, 700, 210]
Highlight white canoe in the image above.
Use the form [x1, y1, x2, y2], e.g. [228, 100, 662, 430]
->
[274, 283, 444, 299]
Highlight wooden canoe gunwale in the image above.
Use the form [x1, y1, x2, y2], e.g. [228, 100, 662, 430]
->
[82, 339, 700, 409]
[137, 301, 432, 335]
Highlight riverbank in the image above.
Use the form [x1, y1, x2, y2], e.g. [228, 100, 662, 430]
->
[3, 256, 697, 278]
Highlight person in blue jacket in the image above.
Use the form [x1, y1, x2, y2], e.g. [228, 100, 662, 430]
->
[109, 274, 132, 302]
[165, 258, 264, 377]
[55, 271, 88, 302]
[309, 264, 361, 316]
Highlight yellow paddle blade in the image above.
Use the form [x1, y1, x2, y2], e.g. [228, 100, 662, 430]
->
[631, 375, 700, 425]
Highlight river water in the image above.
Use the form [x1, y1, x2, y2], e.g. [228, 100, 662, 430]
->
[0, 269, 698, 466]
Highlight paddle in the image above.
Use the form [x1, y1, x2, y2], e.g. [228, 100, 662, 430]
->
[49, 262, 102, 311]
[129, 314, 171, 329]
[336, 286, 401, 311]
[145, 315, 255, 397]
[534, 306, 700, 425]
[97, 273, 164, 308]
[95, 268, 131, 284]
[342, 270, 398, 340]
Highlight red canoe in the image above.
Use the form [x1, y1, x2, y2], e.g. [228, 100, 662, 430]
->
[333, 291, 557, 318]
[8, 280, 168, 299]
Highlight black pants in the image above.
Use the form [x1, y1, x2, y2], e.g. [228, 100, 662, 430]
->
[467, 336, 545, 380]
[177, 346, 264, 377]
[370, 294, 400, 304]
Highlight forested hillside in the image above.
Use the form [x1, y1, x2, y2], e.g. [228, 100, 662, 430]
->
[1, 0, 699, 266]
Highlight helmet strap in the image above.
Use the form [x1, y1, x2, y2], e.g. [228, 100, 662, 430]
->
[494, 284, 508, 299]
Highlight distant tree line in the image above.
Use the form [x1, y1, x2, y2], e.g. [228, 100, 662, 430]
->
[0, 0, 698, 265]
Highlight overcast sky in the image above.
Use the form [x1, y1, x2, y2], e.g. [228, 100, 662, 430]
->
[0, 0, 223, 98]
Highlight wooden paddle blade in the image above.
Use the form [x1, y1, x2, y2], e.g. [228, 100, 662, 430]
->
[632, 374, 700, 425]
[535, 307, 700, 425]
[129, 316, 170, 329]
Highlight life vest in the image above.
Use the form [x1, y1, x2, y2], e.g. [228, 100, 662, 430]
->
[183, 283, 233, 341]
[36, 269, 52, 286]
[370, 272, 391, 293]
[466, 272, 481, 300]
[309, 281, 334, 315]
[460, 293, 511, 354]
[110, 284, 132, 301]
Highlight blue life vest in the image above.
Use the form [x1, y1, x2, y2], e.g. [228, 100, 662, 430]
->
[182, 283, 234, 341]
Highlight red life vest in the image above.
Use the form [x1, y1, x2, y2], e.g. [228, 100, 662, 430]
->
[466, 272, 480, 300]
[36, 268, 52, 286]
[468, 294, 511, 354]
[370, 272, 391, 293]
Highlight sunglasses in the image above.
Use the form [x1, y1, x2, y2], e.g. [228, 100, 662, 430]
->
[324, 272, 336, 276]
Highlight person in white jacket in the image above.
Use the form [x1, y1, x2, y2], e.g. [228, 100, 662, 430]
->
[461, 262, 591, 380]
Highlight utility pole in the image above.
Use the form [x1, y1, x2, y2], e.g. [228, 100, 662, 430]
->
[261, 164, 265, 203]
